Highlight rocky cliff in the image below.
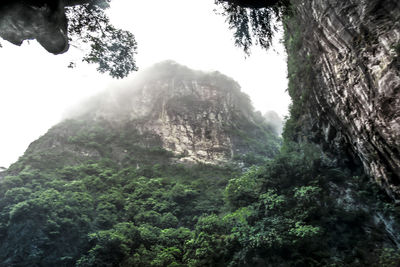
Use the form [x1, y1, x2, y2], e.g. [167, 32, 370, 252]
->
[285, 0, 400, 200]
[8, 61, 279, 173]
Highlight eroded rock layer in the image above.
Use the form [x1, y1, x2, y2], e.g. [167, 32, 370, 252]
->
[286, 0, 400, 199]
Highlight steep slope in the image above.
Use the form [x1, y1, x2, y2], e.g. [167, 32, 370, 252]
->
[284, 0, 400, 200]
[8, 61, 280, 174]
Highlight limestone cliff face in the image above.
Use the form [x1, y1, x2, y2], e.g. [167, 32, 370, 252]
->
[72, 61, 279, 164]
[285, 0, 400, 199]
[9, 61, 279, 173]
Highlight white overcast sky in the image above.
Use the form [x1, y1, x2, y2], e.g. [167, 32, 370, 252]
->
[0, 0, 290, 168]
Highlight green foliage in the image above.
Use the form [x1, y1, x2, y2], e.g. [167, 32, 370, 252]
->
[378, 248, 400, 267]
[66, 3, 137, 78]
[183, 214, 230, 267]
[76, 222, 139, 266]
[282, 13, 318, 141]
[214, 0, 291, 54]
[0, 121, 398, 266]
[0, 155, 238, 266]
[220, 142, 399, 266]
[225, 166, 261, 208]
[392, 42, 400, 57]
[7, 118, 176, 173]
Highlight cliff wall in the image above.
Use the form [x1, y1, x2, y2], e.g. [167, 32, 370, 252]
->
[285, 0, 400, 199]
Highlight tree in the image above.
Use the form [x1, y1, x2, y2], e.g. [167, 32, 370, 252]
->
[214, 0, 291, 54]
[66, 4, 138, 78]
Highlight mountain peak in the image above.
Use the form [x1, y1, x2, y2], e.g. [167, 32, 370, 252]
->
[9, 62, 280, 172]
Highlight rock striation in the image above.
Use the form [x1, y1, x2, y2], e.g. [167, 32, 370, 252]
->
[285, 0, 400, 199]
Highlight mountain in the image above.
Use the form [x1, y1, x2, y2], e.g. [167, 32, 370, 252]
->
[7, 61, 280, 176]
[0, 62, 283, 266]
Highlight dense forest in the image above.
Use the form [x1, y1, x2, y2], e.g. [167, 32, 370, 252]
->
[1, 0, 400, 266]
[1, 130, 400, 266]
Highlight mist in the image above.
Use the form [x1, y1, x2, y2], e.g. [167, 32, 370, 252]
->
[0, 0, 289, 168]
[264, 110, 284, 136]
[63, 60, 253, 121]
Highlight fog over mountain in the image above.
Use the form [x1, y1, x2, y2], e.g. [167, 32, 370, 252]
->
[263, 110, 283, 136]
[0, 0, 290, 168]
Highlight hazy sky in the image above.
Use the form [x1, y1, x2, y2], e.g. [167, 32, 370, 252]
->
[0, 0, 289, 168]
